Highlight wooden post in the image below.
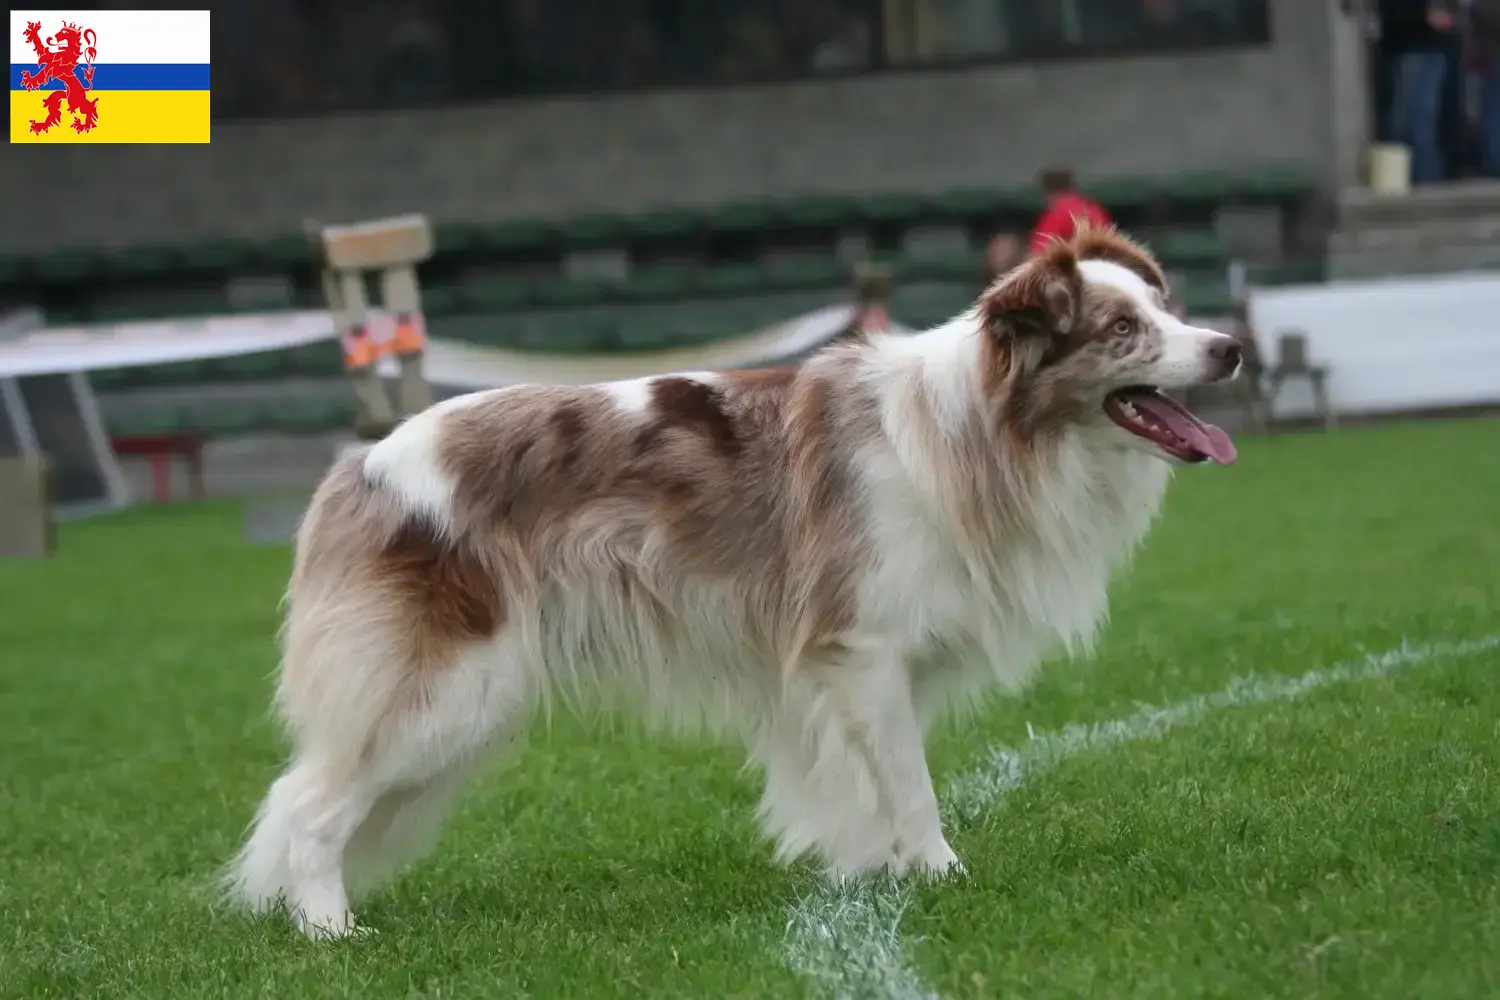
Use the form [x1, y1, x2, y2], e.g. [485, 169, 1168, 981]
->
[0, 455, 55, 558]
[320, 214, 435, 439]
[380, 264, 432, 416]
[334, 268, 396, 439]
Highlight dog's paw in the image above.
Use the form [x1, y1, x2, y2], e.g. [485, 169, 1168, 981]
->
[895, 838, 965, 880]
[295, 909, 371, 941]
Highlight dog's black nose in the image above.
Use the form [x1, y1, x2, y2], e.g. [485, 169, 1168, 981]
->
[1208, 336, 1241, 379]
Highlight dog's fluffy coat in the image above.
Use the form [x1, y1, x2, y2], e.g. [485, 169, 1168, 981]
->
[229, 228, 1240, 938]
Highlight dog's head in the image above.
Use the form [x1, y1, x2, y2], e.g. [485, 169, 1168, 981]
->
[977, 226, 1239, 465]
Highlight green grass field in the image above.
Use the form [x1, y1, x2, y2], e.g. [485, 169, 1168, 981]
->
[3, 418, 1498, 999]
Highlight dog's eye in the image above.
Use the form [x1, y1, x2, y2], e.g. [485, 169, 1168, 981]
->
[1112, 317, 1134, 335]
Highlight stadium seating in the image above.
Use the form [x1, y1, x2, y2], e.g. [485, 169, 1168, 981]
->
[10, 163, 1315, 438]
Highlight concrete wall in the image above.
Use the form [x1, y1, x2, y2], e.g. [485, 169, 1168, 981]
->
[0, 0, 1357, 255]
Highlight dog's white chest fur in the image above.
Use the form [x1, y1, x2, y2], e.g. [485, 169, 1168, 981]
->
[857, 432, 1171, 715]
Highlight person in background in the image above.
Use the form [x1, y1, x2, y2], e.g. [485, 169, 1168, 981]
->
[982, 233, 1022, 288]
[1474, 0, 1500, 176]
[1029, 166, 1112, 254]
[1378, 0, 1460, 184]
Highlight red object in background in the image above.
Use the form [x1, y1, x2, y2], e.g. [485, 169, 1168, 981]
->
[1030, 191, 1113, 254]
[111, 433, 205, 504]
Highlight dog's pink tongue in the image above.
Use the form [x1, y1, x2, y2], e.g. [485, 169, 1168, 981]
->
[1135, 394, 1237, 465]
[1199, 424, 1237, 465]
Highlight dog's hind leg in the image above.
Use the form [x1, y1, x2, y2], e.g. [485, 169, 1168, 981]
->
[342, 755, 484, 900]
[280, 756, 379, 939]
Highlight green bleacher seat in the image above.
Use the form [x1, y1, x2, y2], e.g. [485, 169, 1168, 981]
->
[139, 360, 208, 386]
[181, 238, 252, 272]
[44, 306, 90, 326]
[434, 221, 484, 254]
[619, 265, 693, 302]
[504, 324, 550, 351]
[1242, 163, 1316, 200]
[859, 193, 926, 225]
[478, 220, 553, 254]
[255, 234, 316, 269]
[271, 399, 350, 434]
[288, 341, 344, 378]
[1154, 232, 1226, 268]
[632, 209, 699, 240]
[677, 312, 747, 345]
[0, 254, 25, 284]
[88, 368, 133, 392]
[194, 403, 263, 437]
[533, 277, 608, 308]
[420, 285, 460, 317]
[901, 250, 982, 283]
[615, 317, 678, 351]
[102, 245, 179, 277]
[696, 265, 763, 297]
[216, 350, 285, 380]
[1182, 282, 1236, 315]
[926, 187, 1009, 220]
[1165, 171, 1236, 205]
[35, 248, 105, 282]
[762, 257, 845, 290]
[779, 195, 858, 228]
[892, 286, 972, 329]
[92, 302, 155, 323]
[461, 278, 532, 313]
[110, 408, 184, 437]
[559, 214, 627, 250]
[1250, 260, 1324, 286]
[707, 201, 774, 234]
[998, 186, 1047, 216]
[93, 292, 224, 322]
[1088, 176, 1157, 212]
[523, 320, 612, 353]
[452, 317, 523, 348]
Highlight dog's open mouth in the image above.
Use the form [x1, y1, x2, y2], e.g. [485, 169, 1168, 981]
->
[1103, 386, 1237, 465]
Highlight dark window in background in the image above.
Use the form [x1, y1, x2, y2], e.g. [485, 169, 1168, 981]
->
[209, 0, 1272, 120]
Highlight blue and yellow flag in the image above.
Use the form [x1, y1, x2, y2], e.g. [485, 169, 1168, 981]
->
[10, 10, 210, 143]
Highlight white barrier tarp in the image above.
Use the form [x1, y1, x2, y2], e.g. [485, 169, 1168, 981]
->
[382, 304, 858, 389]
[1248, 272, 1500, 418]
[0, 311, 338, 379]
[0, 304, 859, 386]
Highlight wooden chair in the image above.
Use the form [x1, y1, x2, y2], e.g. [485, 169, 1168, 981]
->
[1266, 329, 1336, 430]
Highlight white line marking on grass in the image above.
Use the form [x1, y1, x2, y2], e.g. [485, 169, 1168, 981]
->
[784, 634, 1500, 1000]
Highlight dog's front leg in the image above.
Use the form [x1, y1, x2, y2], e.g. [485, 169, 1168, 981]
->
[816, 641, 963, 880]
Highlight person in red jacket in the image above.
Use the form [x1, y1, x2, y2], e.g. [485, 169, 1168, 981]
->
[1029, 166, 1112, 254]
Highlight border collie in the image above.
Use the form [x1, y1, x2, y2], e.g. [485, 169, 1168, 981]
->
[229, 227, 1239, 938]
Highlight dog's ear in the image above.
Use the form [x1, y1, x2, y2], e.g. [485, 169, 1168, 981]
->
[979, 247, 1083, 340]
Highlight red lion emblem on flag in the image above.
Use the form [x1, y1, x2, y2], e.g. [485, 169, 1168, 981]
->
[19, 19, 100, 135]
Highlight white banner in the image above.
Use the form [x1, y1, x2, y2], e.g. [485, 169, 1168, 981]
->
[0, 304, 861, 386]
[1248, 272, 1500, 418]
[0, 310, 338, 379]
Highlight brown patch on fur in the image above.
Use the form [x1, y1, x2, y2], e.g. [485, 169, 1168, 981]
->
[548, 405, 587, 472]
[638, 377, 741, 459]
[375, 518, 506, 665]
[275, 452, 511, 746]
